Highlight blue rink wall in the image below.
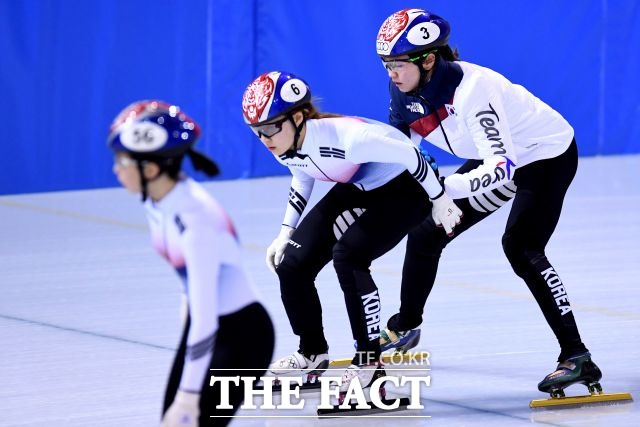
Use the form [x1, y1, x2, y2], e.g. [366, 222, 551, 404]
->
[0, 0, 638, 195]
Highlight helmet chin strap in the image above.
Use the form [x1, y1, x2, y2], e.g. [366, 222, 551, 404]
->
[136, 161, 149, 202]
[136, 159, 163, 202]
[283, 112, 306, 159]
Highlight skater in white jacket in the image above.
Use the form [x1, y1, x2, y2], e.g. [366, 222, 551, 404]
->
[109, 100, 274, 426]
[375, 8, 601, 397]
[242, 71, 462, 394]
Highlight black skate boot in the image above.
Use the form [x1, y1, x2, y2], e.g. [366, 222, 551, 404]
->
[379, 328, 421, 353]
[538, 352, 602, 398]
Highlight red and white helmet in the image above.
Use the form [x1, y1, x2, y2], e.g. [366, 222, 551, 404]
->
[376, 8, 450, 57]
[241, 71, 311, 125]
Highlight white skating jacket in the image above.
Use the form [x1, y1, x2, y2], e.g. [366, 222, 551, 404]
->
[145, 178, 259, 392]
[275, 116, 443, 228]
[389, 59, 574, 199]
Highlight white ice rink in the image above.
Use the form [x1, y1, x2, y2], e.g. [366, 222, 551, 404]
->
[1, 155, 638, 426]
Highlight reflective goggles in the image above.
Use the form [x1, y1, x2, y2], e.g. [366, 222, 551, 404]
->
[250, 116, 288, 138]
[381, 50, 435, 72]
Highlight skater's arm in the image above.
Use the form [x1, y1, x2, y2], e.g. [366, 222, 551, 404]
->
[282, 170, 315, 228]
[266, 171, 314, 272]
[443, 79, 519, 198]
[177, 218, 224, 392]
[346, 125, 444, 200]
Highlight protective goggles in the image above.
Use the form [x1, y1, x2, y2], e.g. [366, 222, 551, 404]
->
[250, 116, 289, 138]
[381, 50, 435, 72]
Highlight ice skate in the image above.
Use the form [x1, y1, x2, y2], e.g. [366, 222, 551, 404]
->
[261, 351, 329, 392]
[317, 360, 411, 416]
[338, 361, 386, 403]
[379, 327, 421, 354]
[268, 351, 329, 375]
[537, 352, 602, 397]
[530, 352, 633, 408]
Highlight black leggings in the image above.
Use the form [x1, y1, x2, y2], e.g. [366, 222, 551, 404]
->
[276, 171, 430, 360]
[392, 140, 587, 359]
[163, 303, 274, 426]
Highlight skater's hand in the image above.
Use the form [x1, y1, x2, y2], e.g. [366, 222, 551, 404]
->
[431, 193, 463, 237]
[266, 225, 295, 273]
[161, 390, 200, 427]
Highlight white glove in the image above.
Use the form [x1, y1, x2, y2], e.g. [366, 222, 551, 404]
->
[266, 225, 295, 273]
[161, 390, 200, 427]
[431, 193, 463, 237]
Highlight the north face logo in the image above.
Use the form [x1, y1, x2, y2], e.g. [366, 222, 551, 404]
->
[406, 102, 424, 114]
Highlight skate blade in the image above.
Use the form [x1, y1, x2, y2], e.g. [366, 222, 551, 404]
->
[317, 397, 411, 417]
[530, 392, 633, 408]
[329, 351, 430, 368]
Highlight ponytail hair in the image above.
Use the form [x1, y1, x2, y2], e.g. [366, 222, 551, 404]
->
[295, 101, 344, 120]
[437, 45, 460, 61]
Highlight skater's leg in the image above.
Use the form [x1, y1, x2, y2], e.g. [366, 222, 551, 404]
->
[203, 303, 275, 425]
[276, 183, 363, 356]
[391, 160, 518, 331]
[333, 172, 429, 361]
[503, 140, 588, 359]
[162, 317, 190, 417]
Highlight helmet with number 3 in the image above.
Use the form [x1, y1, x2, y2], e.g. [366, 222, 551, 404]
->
[241, 71, 311, 125]
[376, 8, 450, 58]
[108, 100, 201, 159]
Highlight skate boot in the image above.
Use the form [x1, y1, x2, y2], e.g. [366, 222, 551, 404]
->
[268, 351, 329, 377]
[339, 361, 387, 404]
[538, 352, 603, 398]
[379, 328, 421, 353]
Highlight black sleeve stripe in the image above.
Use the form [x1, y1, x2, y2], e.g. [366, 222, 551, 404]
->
[482, 193, 502, 209]
[289, 199, 305, 215]
[288, 188, 308, 215]
[289, 188, 308, 205]
[469, 196, 488, 213]
[490, 187, 514, 202]
[472, 195, 490, 212]
[411, 148, 428, 182]
[480, 191, 504, 210]
[497, 182, 517, 196]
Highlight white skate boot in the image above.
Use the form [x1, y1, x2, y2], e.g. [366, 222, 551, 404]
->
[268, 351, 329, 376]
[339, 361, 386, 404]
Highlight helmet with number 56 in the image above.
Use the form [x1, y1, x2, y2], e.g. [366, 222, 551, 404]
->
[108, 100, 201, 159]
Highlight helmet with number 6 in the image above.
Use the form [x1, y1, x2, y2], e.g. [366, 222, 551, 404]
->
[376, 8, 450, 58]
[108, 100, 201, 159]
[241, 71, 311, 125]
